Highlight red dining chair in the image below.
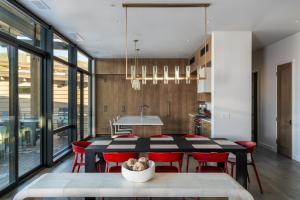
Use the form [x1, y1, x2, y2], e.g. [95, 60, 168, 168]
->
[192, 152, 229, 173]
[228, 141, 263, 194]
[148, 152, 183, 173]
[103, 152, 139, 173]
[182, 134, 208, 172]
[71, 141, 92, 173]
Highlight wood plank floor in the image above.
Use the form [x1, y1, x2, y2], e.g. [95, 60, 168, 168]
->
[3, 147, 300, 200]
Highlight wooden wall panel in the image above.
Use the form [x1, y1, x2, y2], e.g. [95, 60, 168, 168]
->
[95, 58, 197, 135]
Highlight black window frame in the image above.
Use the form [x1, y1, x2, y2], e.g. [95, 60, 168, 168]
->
[0, 0, 94, 195]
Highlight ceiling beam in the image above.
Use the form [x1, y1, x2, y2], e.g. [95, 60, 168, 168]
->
[122, 3, 210, 8]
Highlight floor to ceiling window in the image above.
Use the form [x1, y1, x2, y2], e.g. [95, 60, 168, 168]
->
[0, 0, 93, 194]
[0, 41, 15, 191]
[77, 51, 91, 140]
[52, 34, 71, 157]
[17, 50, 41, 176]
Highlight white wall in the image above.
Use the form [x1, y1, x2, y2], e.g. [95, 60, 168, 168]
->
[211, 31, 252, 141]
[255, 32, 300, 160]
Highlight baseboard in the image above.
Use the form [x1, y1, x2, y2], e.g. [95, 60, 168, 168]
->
[258, 141, 277, 152]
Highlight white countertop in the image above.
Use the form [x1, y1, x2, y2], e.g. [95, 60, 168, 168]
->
[13, 173, 253, 200]
[114, 115, 164, 126]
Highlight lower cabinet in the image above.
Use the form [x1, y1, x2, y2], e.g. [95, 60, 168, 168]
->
[201, 120, 211, 137]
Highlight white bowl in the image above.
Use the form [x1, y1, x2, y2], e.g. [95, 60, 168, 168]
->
[121, 161, 155, 183]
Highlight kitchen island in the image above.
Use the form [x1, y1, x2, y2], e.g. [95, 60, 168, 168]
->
[113, 115, 163, 137]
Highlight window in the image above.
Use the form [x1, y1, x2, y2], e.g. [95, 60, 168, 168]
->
[0, 1, 42, 47]
[77, 51, 89, 71]
[53, 34, 69, 62]
[83, 74, 90, 138]
[18, 50, 41, 176]
[53, 61, 69, 155]
[77, 73, 81, 140]
[0, 41, 15, 190]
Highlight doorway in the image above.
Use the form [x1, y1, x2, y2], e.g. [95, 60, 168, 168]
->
[277, 62, 292, 158]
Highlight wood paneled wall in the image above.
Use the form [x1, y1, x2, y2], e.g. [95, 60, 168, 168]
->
[95, 58, 197, 135]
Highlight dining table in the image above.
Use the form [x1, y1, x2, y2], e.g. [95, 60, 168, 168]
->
[85, 136, 248, 189]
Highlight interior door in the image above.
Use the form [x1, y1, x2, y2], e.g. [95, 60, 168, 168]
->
[277, 63, 292, 158]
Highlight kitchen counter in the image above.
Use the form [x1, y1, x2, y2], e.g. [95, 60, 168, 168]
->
[114, 115, 163, 137]
[114, 115, 164, 126]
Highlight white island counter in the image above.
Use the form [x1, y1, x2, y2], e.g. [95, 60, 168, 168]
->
[114, 115, 163, 137]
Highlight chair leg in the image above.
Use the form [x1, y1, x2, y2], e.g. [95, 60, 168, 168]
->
[252, 162, 263, 194]
[72, 154, 78, 173]
[77, 154, 83, 173]
[230, 163, 234, 177]
[186, 155, 190, 172]
[247, 166, 250, 184]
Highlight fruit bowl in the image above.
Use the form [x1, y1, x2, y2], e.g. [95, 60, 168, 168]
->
[121, 160, 155, 183]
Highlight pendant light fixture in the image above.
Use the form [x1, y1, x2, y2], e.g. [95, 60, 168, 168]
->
[123, 3, 210, 87]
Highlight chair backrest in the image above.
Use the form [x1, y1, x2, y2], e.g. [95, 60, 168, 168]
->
[148, 152, 183, 163]
[192, 152, 229, 163]
[72, 141, 91, 154]
[109, 120, 114, 136]
[103, 152, 139, 163]
[236, 141, 256, 153]
[150, 134, 172, 138]
[183, 134, 206, 138]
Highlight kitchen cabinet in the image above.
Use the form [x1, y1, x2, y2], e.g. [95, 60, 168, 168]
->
[201, 120, 211, 137]
[95, 59, 197, 136]
[190, 36, 211, 73]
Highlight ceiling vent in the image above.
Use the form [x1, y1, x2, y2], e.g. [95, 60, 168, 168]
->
[30, 0, 50, 10]
[68, 33, 85, 42]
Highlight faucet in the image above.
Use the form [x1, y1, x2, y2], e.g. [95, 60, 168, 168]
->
[139, 104, 149, 118]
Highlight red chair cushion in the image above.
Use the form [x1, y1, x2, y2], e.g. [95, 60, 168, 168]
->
[108, 166, 122, 173]
[155, 166, 179, 173]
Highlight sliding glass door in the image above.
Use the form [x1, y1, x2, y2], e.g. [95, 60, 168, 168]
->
[0, 41, 15, 190]
[0, 42, 42, 189]
[17, 50, 41, 176]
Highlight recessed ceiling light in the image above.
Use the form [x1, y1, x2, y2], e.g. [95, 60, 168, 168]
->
[186, 39, 190, 43]
[295, 19, 300, 23]
[30, 0, 50, 10]
[110, 4, 116, 7]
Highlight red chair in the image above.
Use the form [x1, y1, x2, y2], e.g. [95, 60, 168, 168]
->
[182, 134, 207, 172]
[192, 152, 229, 173]
[228, 141, 263, 193]
[148, 152, 183, 173]
[71, 141, 92, 173]
[103, 152, 139, 173]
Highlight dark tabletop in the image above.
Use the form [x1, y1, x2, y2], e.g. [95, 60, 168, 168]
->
[86, 136, 246, 153]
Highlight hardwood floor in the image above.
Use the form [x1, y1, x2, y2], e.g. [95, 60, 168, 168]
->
[3, 147, 300, 200]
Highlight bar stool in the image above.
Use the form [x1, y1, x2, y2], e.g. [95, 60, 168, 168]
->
[109, 120, 131, 138]
[228, 141, 263, 193]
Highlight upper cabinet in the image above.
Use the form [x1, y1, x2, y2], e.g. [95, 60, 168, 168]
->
[197, 67, 211, 93]
[190, 36, 212, 73]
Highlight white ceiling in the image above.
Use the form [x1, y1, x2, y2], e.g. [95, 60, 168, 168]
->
[18, 0, 300, 58]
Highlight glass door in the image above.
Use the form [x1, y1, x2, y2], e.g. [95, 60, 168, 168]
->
[0, 41, 16, 190]
[77, 72, 81, 141]
[17, 50, 41, 176]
